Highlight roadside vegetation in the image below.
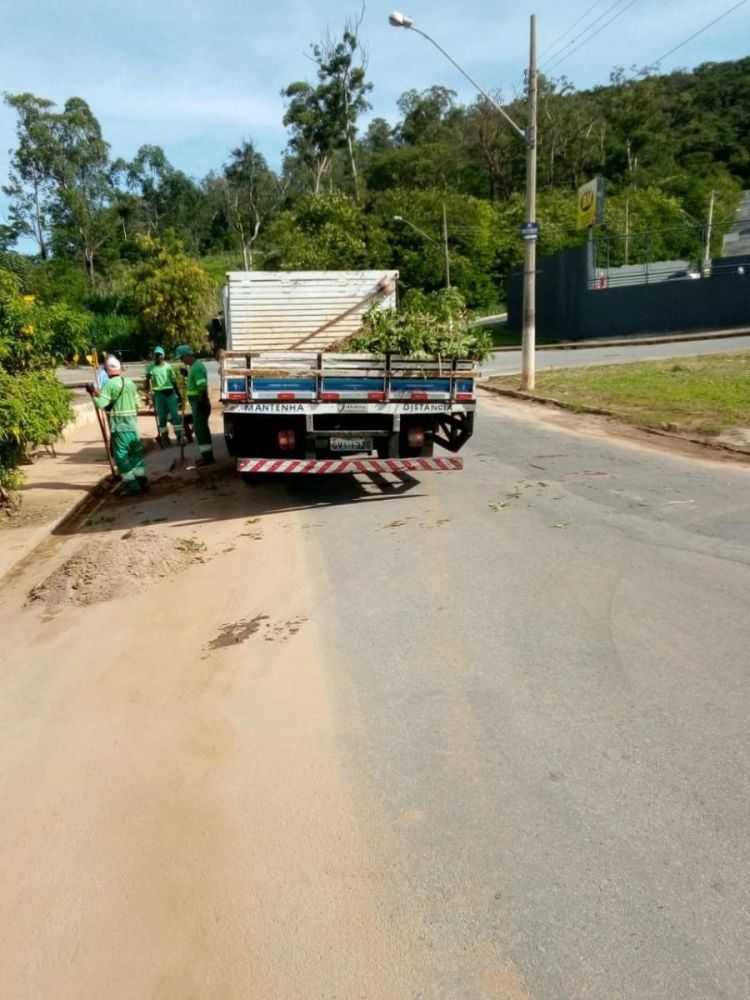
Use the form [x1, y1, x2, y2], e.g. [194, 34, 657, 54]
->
[487, 354, 750, 436]
[0, 272, 73, 506]
[344, 288, 491, 360]
[1, 20, 749, 498]
[1, 39, 748, 350]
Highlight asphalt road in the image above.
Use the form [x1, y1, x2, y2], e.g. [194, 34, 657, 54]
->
[1, 397, 748, 998]
[482, 332, 750, 377]
[296, 397, 750, 999]
[56, 332, 750, 388]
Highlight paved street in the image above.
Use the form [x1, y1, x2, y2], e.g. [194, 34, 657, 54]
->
[482, 332, 750, 376]
[58, 333, 750, 389]
[0, 396, 748, 998]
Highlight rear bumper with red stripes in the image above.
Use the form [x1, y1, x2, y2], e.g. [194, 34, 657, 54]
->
[236, 457, 463, 474]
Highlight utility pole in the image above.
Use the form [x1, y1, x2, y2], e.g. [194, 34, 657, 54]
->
[703, 189, 715, 273]
[520, 14, 538, 391]
[442, 202, 451, 289]
[624, 197, 630, 266]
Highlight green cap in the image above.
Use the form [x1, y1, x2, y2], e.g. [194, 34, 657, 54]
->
[153, 345, 165, 356]
[175, 344, 193, 360]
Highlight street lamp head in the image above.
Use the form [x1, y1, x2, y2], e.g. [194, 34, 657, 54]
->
[388, 11, 413, 28]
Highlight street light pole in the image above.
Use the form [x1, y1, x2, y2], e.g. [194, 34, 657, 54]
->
[388, 11, 538, 388]
[521, 14, 537, 390]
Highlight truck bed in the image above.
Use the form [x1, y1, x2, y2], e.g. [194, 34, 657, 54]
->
[220, 351, 477, 403]
[219, 351, 478, 474]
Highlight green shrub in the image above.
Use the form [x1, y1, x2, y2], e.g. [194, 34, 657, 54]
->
[88, 312, 147, 359]
[0, 369, 72, 493]
[0, 268, 77, 504]
[129, 234, 215, 353]
[343, 287, 492, 360]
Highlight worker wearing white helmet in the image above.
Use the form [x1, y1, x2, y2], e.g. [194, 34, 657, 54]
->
[87, 356, 148, 495]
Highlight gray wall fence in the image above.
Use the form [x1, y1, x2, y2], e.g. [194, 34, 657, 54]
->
[507, 244, 750, 340]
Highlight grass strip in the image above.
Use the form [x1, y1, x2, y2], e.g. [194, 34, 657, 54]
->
[486, 352, 750, 436]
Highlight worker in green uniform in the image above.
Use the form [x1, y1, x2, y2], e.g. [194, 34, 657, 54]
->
[146, 345, 182, 447]
[175, 345, 214, 466]
[87, 356, 148, 495]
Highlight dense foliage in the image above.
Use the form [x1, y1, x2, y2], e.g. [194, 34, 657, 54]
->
[344, 289, 492, 360]
[128, 235, 216, 353]
[0, 271, 72, 500]
[1, 27, 748, 323]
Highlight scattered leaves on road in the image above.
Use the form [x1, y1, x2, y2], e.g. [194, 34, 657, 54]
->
[176, 536, 206, 555]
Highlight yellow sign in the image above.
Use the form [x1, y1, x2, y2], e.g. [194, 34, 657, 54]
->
[577, 176, 604, 229]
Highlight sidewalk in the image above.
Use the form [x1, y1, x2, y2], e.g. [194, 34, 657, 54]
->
[0, 401, 225, 582]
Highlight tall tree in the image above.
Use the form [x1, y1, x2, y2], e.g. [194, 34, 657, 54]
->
[2, 93, 57, 259]
[282, 11, 372, 195]
[396, 86, 459, 146]
[313, 10, 372, 196]
[112, 144, 205, 250]
[47, 98, 114, 281]
[220, 141, 284, 268]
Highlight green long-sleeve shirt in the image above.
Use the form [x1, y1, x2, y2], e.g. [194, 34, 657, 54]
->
[187, 360, 208, 398]
[147, 361, 178, 391]
[93, 376, 140, 433]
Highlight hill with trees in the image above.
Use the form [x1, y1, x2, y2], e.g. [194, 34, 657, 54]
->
[1, 22, 748, 350]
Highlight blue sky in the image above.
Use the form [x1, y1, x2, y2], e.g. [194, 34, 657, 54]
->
[1, 0, 749, 225]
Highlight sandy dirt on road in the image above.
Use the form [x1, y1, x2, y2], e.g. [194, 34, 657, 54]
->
[27, 526, 206, 611]
[0, 482, 416, 1000]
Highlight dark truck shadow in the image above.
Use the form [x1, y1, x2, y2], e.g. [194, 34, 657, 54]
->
[51, 460, 427, 538]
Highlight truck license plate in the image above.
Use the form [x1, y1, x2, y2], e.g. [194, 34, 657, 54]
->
[330, 436, 373, 453]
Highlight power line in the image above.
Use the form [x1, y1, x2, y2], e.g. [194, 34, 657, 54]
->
[653, 0, 748, 65]
[541, 0, 630, 71]
[544, 0, 641, 74]
[539, 0, 612, 63]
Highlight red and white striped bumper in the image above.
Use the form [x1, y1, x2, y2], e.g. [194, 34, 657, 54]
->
[237, 456, 463, 474]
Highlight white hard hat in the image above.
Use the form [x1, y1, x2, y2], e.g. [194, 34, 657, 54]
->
[105, 355, 122, 374]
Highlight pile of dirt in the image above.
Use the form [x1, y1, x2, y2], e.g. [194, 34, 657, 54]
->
[28, 527, 205, 610]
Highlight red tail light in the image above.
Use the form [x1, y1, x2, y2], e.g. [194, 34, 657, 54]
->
[277, 429, 296, 451]
[407, 427, 425, 448]
[456, 392, 474, 401]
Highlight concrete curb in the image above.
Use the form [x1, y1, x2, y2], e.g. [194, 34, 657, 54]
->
[490, 327, 750, 354]
[478, 381, 750, 460]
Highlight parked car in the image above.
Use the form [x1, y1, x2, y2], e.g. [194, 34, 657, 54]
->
[666, 269, 701, 281]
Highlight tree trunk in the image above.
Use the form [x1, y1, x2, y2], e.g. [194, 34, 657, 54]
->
[32, 175, 48, 260]
[313, 155, 330, 195]
[84, 246, 95, 282]
[346, 129, 360, 200]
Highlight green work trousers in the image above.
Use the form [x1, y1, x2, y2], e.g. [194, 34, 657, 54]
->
[154, 389, 182, 442]
[112, 429, 146, 494]
[189, 395, 213, 457]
